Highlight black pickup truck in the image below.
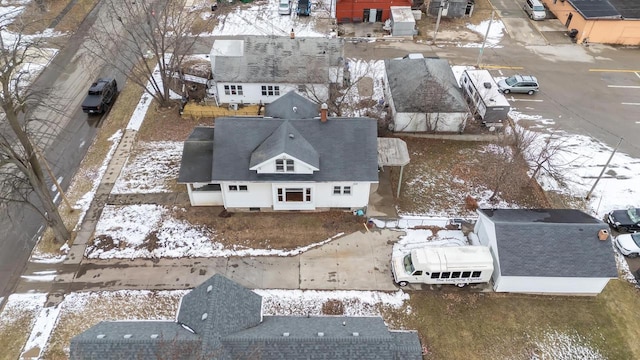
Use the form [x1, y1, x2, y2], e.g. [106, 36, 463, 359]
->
[81, 78, 118, 114]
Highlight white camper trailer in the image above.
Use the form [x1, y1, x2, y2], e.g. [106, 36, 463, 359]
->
[392, 246, 494, 287]
[459, 69, 510, 128]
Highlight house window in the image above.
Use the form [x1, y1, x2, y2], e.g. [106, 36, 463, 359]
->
[229, 185, 247, 191]
[239, 185, 248, 191]
[333, 186, 352, 195]
[229, 185, 238, 191]
[276, 159, 295, 172]
[276, 187, 312, 203]
[193, 183, 221, 192]
[224, 85, 243, 95]
[261, 85, 280, 96]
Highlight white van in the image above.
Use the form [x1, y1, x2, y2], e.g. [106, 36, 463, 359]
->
[278, 0, 291, 15]
[392, 246, 494, 287]
[523, 0, 546, 20]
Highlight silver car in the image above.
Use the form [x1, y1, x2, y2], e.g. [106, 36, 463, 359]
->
[497, 75, 539, 95]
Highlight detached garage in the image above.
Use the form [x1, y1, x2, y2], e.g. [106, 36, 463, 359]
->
[473, 209, 618, 296]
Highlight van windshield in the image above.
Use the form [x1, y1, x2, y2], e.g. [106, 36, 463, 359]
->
[279, 3, 289, 9]
[533, 5, 545, 10]
[403, 254, 415, 274]
[505, 76, 518, 86]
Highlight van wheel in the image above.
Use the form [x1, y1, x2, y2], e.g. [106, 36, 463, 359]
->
[502, 89, 510, 94]
[527, 90, 535, 95]
[398, 281, 409, 287]
[629, 253, 638, 258]
[456, 283, 467, 288]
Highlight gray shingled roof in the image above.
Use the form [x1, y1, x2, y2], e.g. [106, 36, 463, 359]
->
[177, 127, 214, 183]
[69, 322, 201, 360]
[177, 274, 262, 355]
[479, 209, 618, 278]
[221, 317, 422, 360]
[211, 117, 378, 182]
[249, 121, 319, 169]
[212, 36, 343, 84]
[265, 91, 319, 119]
[71, 274, 422, 360]
[568, 0, 621, 19]
[607, 0, 640, 18]
[385, 58, 468, 113]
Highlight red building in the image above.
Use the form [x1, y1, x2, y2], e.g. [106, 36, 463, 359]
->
[336, 0, 414, 23]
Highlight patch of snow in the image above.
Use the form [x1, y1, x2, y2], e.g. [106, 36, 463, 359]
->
[0, 293, 46, 324]
[463, 20, 505, 48]
[531, 329, 605, 360]
[392, 228, 469, 258]
[111, 142, 183, 194]
[20, 274, 57, 282]
[20, 305, 61, 359]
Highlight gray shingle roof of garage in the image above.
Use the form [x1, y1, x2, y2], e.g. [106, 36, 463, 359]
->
[265, 91, 320, 119]
[568, 0, 621, 19]
[221, 317, 422, 360]
[211, 36, 343, 84]
[479, 209, 618, 278]
[384, 58, 468, 113]
[211, 117, 378, 182]
[69, 321, 201, 360]
[177, 127, 214, 183]
[249, 121, 319, 169]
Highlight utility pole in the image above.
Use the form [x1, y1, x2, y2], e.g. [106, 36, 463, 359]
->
[585, 137, 623, 200]
[476, 10, 494, 68]
[433, 2, 445, 43]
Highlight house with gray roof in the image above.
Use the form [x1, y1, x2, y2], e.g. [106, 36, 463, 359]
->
[70, 274, 423, 360]
[209, 36, 343, 106]
[383, 57, 470, 133]
[473, 209, 618, 295]
[177, 115, 378, 211]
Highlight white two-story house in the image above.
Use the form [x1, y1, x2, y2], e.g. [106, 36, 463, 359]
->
[177, 114, 378, 211]
[208, 36, 344, 106]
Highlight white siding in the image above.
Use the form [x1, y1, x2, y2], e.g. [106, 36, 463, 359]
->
[222, 182, 273, 208]
[393, 112, 426, 132]
[314, 182, 372, 209]
[215, 83, 329, 105]
[393, 112, 467, 132]
[474, 213, 501, 285]
[186, 183, 224, 206]
[494, 276, 610, 295]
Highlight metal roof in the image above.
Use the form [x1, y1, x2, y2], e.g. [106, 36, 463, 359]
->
[211, 117, 378, 182]
[568, 0, 621, 19]
[478, 209, 618, 278]
[607, 0, 640, 18]
[385, 58, 468, 113]
[210, 36, 343, 84]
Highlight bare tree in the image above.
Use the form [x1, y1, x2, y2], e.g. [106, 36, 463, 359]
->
[0, 12, 70, 244]
[84, 0, 213, 107]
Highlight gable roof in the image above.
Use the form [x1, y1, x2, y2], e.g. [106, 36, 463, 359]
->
[211, 117, 378, 182]
[210, 36, 343, 84]
[249, 121, 319, 169]
[385, 57, 468, 113]
[478, 209, 617, 278]
[265, 91, 319, 119]
[568, 0, 621, 19]
[70, 274, 422, 360]
[177, 127, 215, 183]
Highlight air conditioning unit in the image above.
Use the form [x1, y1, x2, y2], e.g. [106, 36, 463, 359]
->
[229, 103, 238, 111]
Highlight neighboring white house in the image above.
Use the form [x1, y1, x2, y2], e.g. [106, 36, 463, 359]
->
[473, 209, 618, 296]
[208, 36, 344, 106]
[383, 57, 469, 132]
[177, 115, 378, 211]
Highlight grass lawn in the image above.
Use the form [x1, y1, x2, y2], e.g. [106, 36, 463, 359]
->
[383, 280, 639, 359]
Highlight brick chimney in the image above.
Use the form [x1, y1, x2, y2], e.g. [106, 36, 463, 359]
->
[290, 29, 295, 39]
[320, 103, 328, 123]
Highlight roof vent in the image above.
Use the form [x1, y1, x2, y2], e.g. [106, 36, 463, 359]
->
[342, 321, 346, 326]
[317, 332, 324, 337]
[207, 285, 213, 293]
[292, 106, 297, 113]
[124, 334, 132, 339]
[202, 313, 208, 320]
[598, 229, 609, 241]
[289, 133, 295, 139]
[283, 332, 290, 337]
[150, 334, 159, 339]
[483, 82, 492, 89]
[352, 332, 359, 337]
[96, 334, 106, 339]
